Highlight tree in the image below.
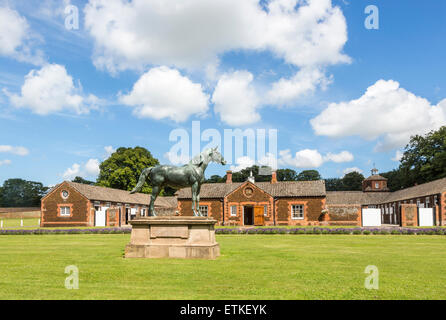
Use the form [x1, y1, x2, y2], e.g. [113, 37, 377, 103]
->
[232, 165, 271, 182]
[399, 126, 446, 186]
[72, 176, 95, 185]
[0, 179, 48, 207]
[341, 172, 365, 191]
[276, 169, 297, 181]
[96, 146, 159, 193]
[325, 178, 343, 191]
[296, 170, 321, 181]
[206, 175, 225, 183]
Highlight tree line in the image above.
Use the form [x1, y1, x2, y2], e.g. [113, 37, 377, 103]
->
[1, 126, 445, 207]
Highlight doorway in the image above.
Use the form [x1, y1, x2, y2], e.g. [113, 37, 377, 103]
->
[243, 206, 254, 225]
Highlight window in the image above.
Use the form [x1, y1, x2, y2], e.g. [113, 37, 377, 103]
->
[264, 205, 268, 217]
[416, 199, 420, 207]
[230, 205, 237, 217]
[375, 182, 379, 189]
[199, 205, 208, 217]
[291, 204, 304, 220]
[425, 197, 430, 208]
[434, 195, 438, 206]
[60, 206, 71, 216]
[141, 208, 146, 217]
[61, 190, 69, 199]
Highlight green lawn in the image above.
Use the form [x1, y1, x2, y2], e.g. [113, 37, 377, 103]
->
[0, 234, 445, 299]
[0, 218, 40, 228]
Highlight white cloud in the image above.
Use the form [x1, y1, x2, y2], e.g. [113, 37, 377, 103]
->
[84, 0, 349, 73]
[7, 64, 99, 115]
[324, 150, 354, 163]
[310, 79, 446, 151]
[392, 150, 404, 162]
[279, 149, 324, 168]
[0, 145, 29, 156]
[0, 159, 11, 166]
[230, 156, 256, 172]
[279, 149, 354, 168]
[267, 67, 332, 106]
[85, 158, 100, 176]
[63, 163, 81, 180]
[63, 158, 100, 180]
[120, 66, 209, 122]
[212, 70, 260, 126]
[0, 6, 44, 65]
[342, 167, 363, 176]
[104, 146, 116, 159]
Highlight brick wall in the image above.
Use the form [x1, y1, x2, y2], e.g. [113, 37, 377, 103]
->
[401, 204, 418, 227]
[326, 204, 361, 226]
[178, 199, 223, 223]
[275, 197, 324, 226]
[41, 182, 90, 227]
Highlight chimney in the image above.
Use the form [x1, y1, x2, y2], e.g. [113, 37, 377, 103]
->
[271, 171, 277, 184]
[226, 170, 232, 184]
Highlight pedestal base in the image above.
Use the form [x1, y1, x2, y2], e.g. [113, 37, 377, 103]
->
[125, 216, 220, 259]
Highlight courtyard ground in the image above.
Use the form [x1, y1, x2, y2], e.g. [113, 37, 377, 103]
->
[0, 234, 445, 299]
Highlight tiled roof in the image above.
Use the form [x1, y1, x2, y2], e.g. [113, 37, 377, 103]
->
[176, 180, 326, 199]
[383, 177, 446, 203]
[62, 181, 177, 208]
[326, 191, 389, 205]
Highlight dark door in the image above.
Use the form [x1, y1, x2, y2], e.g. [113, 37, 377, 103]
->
[244, 206, 254, 225]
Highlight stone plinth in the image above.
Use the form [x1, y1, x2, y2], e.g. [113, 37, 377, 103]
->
[125, 216, 220, 259]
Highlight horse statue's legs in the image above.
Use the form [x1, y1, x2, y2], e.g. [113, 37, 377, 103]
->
[191, 182, 199, 216]
[149, 185, 161, 216]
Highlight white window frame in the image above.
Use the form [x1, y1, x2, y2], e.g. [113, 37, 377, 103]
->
[291, 204, 304, 220]
[60, 206, 71, 217]
[230, 205, 237, 217]
[264, 205, 268, 217]
[199, 205, 208, 217]
[375, 182, 379, 189]
[425, 197, 430, 208]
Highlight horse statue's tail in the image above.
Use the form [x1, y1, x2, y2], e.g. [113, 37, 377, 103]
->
[130, 167, 153, 194]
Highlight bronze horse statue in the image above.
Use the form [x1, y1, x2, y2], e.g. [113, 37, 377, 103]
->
[130, 147, 226, 216]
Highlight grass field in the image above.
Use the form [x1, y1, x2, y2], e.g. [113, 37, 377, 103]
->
[1, 234, 445, 299]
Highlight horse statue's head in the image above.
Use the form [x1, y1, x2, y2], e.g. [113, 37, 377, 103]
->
[190, 146, 226, 167]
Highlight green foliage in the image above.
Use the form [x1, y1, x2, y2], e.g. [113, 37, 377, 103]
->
[276, 168, 297, 181]
[325, 178, 343, 191]
[72, 176, 95, 185]
[399, 126, 446, 185]
[296, 170, 321, 181]
[96, 146, 159, 193]
[205, 175, 226, 183]
[0, 179, 48, 207]
[231, 165, 271, 182]
[341, 171, 365, 191]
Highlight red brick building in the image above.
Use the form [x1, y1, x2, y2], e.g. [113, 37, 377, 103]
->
[40, 181, 177, 227]
[176, 169, 446, 227]
[176, 171, 328, 226]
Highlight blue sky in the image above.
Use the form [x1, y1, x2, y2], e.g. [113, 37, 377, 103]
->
[1, 0, 445, 186]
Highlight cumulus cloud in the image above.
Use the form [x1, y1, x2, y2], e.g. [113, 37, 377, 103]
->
[267, 67, 332, 106]
[84, 0, 349, 73]
[342, 167, 363, 176]
[120, 66, 209, 122]
[324, 151, 354, 163]
[7, 64, 99, 115]
[212, 71, 260, 126]
[310, 79, 446, 151]
[63, 158, 100, 180]
[279, 149, 353, 168]
[230, 156, 256, 172]
[279, 149, 324, 168]
[229, 152, 278, 172]
[0, 145, 29, 156]
[104, 146, 116, 159]
[0, 6, 44, 65]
